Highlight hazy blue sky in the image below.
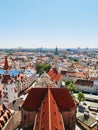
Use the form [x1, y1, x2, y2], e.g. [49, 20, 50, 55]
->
[0, 0, 97, 48]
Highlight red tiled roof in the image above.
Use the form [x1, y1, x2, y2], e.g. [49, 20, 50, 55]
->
[22, 88, 75, 111]
[48, 69, 61, 83]
[34, 88, 64, 130]
[51, 88, 75, 111]
[1, 75, 8, 84]
[0, 104, 12, 128]
[61, 70, 88, 78]
[75, 79, 93, 87]
[22, 88, 47, 111]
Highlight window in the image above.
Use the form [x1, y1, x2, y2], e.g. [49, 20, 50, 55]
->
[3, 92, 8, 99]
[24, 114, 26, 120]
[3, 85, 6, 90]
[4, 70, 9, 75]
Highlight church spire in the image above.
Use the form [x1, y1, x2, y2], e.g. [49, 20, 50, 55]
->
[54, 47, 59, 70]
[54, 46, 58, 55]
[2, 56, 9, 84]
[4, 56, 9, 70]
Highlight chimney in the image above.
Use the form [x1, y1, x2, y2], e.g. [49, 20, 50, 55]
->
[84, 112, 89, 120]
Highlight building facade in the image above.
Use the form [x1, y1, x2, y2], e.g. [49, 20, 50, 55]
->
[75, 79, 98, 94]
[1, 57, 17, 103]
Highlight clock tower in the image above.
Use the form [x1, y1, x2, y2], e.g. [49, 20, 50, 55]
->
[1, 56, 17, 103]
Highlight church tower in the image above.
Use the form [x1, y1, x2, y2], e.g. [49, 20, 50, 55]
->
[1, 56, 17, 103]
[54, 46, 59, 70]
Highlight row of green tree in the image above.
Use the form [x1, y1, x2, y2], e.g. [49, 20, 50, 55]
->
[63, 79, 85, 102]
[36, 63, 51, 75]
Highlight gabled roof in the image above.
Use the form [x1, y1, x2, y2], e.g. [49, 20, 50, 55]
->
[1, 75, 9, 84]
[61, 70, 88, 78]
[48, 69, 61, 83]
[22, 88, 75, 111]
[34, 88, 64, 130]
[75, 79, 93, 87]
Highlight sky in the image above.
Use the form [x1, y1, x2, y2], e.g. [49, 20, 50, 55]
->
[0, 0, 97, 48]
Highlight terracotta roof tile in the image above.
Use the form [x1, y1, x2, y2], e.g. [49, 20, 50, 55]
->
[61, 70, 88, 78]
[51, 88, 75, 111]
[22, 88, 47, 111]
[48, 69, 61, 83]
[75, 79, 93, 87]
[34, 88, 64, 130]
[1, 75, 9, 84]
[0, 104, 12, 128]
[22, 88, 75, 111]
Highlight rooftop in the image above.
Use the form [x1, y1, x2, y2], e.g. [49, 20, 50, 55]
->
[22, 87, 75, 111]
[75, 79, 93, 87]
[34, 88, 64, 130]
[77, 115, 97, 127]
[48, 68, 61, 83]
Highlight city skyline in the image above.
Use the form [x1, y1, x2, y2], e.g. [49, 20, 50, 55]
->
[0, 0, 97, 48]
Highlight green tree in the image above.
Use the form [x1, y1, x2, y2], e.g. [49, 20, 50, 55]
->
[36, 63, 51, 75]
[67, 83, 77, 94]
[65, 80, 72, 86]
[44, 64, 51, 73]
[73, 59, 79, 62]
[39, 68, 44, 75]
[78, 92, 85, 102]
[36, 63, 44, 74]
